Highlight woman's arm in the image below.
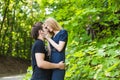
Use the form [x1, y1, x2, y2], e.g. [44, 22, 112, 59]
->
[45, 30, 68, 52]
[46, 37, 65, 52]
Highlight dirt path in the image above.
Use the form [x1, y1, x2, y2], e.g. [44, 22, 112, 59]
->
[0, 74, 25, 80]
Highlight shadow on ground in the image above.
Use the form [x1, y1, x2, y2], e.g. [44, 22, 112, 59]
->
[0, 55, 30, 78]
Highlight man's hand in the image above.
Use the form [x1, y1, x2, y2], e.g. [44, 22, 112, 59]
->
[58, 61, 65, 70]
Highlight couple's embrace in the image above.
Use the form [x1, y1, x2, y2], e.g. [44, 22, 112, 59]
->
[31, 18, 68, 80]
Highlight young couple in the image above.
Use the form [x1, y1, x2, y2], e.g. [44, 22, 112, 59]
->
[31, 18, 68, 80]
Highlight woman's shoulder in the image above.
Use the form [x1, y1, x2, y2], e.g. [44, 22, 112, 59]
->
[60, 29, 68, 34]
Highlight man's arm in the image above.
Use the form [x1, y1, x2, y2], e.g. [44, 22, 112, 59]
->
[35, 53, 64, 69]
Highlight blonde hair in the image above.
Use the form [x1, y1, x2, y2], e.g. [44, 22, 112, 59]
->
[44, 17, 62, 31]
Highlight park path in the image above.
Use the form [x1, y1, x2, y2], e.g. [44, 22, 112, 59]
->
[0, 74, 25, 80]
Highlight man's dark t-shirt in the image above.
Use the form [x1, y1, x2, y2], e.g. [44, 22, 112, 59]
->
[31, 39, 51, 80]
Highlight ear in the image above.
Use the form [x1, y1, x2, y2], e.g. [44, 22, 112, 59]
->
[38, 30, 41, 34]
[38, 30, 41, 35]
[38, 30, 43, 34]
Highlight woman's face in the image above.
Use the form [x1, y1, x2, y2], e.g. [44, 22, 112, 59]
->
[43, 23, 53, 33]
[42, 24, 49, 34]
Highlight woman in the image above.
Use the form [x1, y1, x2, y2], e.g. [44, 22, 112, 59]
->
[43, 18, 68, 80]
[31, 22, 65, 80]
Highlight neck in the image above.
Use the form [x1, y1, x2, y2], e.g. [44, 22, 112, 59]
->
[53, 30, 60, 37]
[53, 30, 60, 35]
[37, 36, 44, 41]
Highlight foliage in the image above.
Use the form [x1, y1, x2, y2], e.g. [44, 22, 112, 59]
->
[65, 36, 120, 80]
[23, 66, 32, 80]
[0, 0, 46, 59]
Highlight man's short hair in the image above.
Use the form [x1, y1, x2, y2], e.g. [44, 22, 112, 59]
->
[31, 22, 43, 40]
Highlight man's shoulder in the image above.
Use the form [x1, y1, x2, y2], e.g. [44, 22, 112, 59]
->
[32, 40, 44, 48]
[35, 39, 44, 45]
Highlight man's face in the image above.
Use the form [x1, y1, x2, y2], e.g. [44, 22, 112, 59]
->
[42, 24, 49, 34]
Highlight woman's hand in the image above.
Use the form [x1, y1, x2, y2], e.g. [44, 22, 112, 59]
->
[45, 33, 51, 40]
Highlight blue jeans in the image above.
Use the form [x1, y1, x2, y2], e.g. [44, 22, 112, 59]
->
[52, 69, 65, 80]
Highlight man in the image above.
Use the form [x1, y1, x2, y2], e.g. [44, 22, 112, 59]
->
[31, 22, 65, 80]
